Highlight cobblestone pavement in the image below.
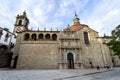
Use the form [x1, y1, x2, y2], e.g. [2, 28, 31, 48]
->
[0, 68, 113, 80]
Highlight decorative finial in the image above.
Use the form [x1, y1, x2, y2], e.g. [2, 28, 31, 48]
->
[37, 27, 39, 31]
[51, 27, 52, 31]
[67, 24, 71, 30]
[17, 14, 19, 17]
[23, 10, 26, 16]
[104, 33, 106, 37]
[68, 24, 70, 27]
[44, 27, 46, 31]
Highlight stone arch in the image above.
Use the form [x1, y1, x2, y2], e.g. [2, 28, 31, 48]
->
[31, 34, 37, 40]
[24, 33, 30, 40]
[18, 20, 22, 25]
[67, 52, 74, 69]
[67, 52, 74, 60]
[52, 34, 57, 41]
[45, 34, 50, 39]
[38, 33, 44, 40]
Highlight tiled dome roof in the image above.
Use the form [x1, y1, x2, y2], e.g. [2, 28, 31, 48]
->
[71, 23, 84, 31]
[70, 12, 86, 31]
[66, 12, 88, 31]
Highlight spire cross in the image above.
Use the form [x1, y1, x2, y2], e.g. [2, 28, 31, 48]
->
[75, 11, 77, 17]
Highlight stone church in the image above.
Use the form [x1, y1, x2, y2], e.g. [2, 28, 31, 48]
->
[12, 11, 120, 69]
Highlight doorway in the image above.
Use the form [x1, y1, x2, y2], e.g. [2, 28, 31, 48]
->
[67, 52, 74, 69]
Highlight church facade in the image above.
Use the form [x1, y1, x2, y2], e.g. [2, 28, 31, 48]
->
[13, 12, 120, 69]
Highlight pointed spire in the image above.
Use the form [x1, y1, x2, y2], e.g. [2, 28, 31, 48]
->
[51, 27, 52, 31]
[37, 27, 39, 31]
[73, 11, 80, 24]
[44, 27, 46, 31]
[74, 11, 78, 18]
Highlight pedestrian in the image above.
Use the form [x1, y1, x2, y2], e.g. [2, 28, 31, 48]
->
[97, 66, 100, 70]
[106, 65, 109, 70]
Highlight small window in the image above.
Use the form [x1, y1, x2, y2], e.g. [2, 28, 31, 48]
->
[18, 20, 22, 25]
[83, 32, 89, 44]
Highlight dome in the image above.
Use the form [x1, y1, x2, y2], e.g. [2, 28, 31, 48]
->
[71, 23, 84, 31]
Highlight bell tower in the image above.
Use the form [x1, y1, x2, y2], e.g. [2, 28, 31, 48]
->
[14, 11, 29, 33]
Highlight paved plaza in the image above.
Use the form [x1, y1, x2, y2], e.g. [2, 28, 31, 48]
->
[0, 68, 115, 80]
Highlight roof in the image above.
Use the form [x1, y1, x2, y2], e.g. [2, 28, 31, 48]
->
[70, 23, 87, 31]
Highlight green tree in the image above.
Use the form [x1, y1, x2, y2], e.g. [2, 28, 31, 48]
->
[3, 27, 9, 31]
[107, 25, 120, 58]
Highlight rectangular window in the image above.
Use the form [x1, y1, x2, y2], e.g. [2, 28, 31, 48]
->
[84, 32, 89, 44]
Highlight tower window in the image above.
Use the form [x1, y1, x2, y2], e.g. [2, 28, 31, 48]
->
[83, 32, 89, 44]
[45, 34, 50, 39]
[52, 34, 57, 41]
[18, 20, 22, 25]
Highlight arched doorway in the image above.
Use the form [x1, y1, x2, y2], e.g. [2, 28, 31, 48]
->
[67, 52, 74, 69]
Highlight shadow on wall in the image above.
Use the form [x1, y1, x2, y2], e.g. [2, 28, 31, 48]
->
[0, 45, 13, 68]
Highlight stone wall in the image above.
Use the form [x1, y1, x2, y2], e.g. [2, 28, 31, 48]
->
[15, 26, 119, 69]
[13, 33, 21, 55]
[17, 42, 59, 69]
[0, 53, 13, 68]
[76, 27, 113, 68]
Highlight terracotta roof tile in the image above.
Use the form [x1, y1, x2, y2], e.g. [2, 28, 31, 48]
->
[71, 23, 84, 31]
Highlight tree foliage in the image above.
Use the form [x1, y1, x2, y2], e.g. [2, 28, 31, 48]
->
[107, 25, 120, 58]
[3, 28, 9, 31]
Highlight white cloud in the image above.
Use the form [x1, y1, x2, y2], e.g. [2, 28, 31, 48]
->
[54, 0, 89, 17]
[0, 0, 120, 37]
[80, 0, 120, 36]
[84, 8, 120, 34]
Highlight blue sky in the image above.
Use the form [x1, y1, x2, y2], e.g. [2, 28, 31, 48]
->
[0, 0, 120, 36]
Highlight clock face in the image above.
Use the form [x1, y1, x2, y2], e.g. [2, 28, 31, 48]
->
[15, 27, 23, 33]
